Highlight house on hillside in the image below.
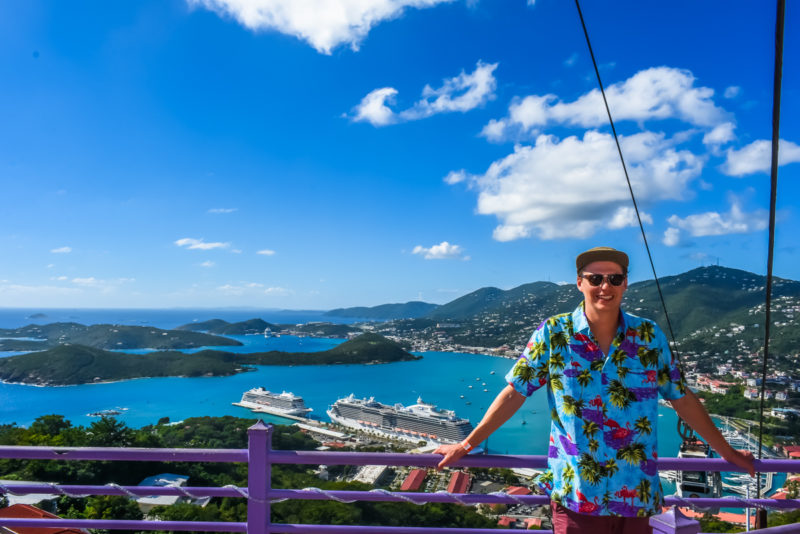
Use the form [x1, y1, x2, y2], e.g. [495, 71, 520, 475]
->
[0, 504, 88, 534]
[136, 473, 210, 514]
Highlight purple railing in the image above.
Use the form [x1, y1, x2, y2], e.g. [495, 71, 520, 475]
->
[1, 421, 799, 533]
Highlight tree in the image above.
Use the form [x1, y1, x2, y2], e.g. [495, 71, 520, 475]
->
[30, 415, 72, 437]
[616, 443, 646, 466]
[634, 416, 652, 436]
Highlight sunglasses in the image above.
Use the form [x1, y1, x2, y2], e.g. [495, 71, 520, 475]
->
[580, 273, 626, 287]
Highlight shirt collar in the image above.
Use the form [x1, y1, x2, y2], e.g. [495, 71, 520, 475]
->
[572, 301, 628, 334]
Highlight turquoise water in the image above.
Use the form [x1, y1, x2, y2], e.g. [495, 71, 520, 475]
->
[0, 337, 682, 459]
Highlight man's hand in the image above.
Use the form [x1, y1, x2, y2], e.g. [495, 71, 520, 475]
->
[721, 448, 756, 477]
[434, 443, 467, 470]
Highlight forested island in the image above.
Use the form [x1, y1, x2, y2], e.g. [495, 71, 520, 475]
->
[0, 322, 241, 351]
[0, 333, 420, 386]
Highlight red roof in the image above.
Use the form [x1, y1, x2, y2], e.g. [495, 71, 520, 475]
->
[782, 445, 800, 454]
[506, 485, 532, 495]
[524, 517, 543, 528]
[400, 469, 427, 491]
[447, 471, 471, 494]
[497, 516, 516, 527]
[0, 504, 86, 534]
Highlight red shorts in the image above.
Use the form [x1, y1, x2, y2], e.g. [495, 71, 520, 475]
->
[552, 501, 653, 534]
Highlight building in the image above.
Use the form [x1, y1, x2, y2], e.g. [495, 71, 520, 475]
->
[136, 473, 211, 514]
[400, 469, 427, 492]
[505, 486, 532, 496]
[0, 504, 87, 534]
[447, 471, 472, 494]
[351, 465, 388, 485]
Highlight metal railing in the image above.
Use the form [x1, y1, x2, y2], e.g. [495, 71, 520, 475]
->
[1, 421, 799, 533]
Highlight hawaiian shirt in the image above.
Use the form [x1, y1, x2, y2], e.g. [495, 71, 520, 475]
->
[505, 302, 686, 517]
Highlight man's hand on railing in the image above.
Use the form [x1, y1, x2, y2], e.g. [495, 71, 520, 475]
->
[721, 448, 756, 477]
[434, 443, 467, 471]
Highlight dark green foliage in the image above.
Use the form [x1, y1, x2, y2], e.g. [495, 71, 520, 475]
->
[698, 513, 744, 533]
[0, 334, 418, 385]
[0, 322, 240, 351]
[1, 415, 501, 530]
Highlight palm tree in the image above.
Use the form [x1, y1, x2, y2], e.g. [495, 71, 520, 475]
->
[657, 367, 671, 387]
[577, 369, 593, 389]
[582, 420, 600, 439]
[563, 464, 575, 483]
[578, 454, 602, 485]
[607, 379, 635, 410]
[588, 438, 599, 453]
[549, 351, 566, 372]
[616, 365, 630, 381]
[561, 395, 584, 417]
[529, 340, 547, 360]
[617, 443, 647, 465]
[610, 348, 628, 367]
[590, 359, 605, 372]
[637, 347, 660, 368]
[637, 322, 655, 343]
[550, 373, 564, 392]
[551, 408, 563, 425]
[512, 360, 535, 384]
[550, 330, 569, 352]
[634, 416, 652, 436]
[602, 458, 619, 478]
[636, 479, 651, 506]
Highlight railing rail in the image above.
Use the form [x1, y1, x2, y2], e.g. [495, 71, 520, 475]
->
[1, 421, 798, 533]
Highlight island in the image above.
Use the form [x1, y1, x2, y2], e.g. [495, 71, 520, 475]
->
[0, 322, 242, 351]
[0, 333, 420, 385]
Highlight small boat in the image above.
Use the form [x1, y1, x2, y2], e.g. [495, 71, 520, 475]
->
[490, 371, 496, 375]
[460, 395, 465, 399]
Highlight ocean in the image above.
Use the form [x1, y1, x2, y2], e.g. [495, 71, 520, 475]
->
[0, 308, 684, 458]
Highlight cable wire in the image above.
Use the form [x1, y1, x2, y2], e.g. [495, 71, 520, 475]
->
[756, 0, 785, 504]
[572, 0, 682, 359]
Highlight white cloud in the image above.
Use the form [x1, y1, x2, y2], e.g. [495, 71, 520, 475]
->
[412, 241, 467, 260]
[353, 87, 398, 126]
[702, 122, 736, 147]
[606, 206, 652, 230]
[217, 283, 291, 296]
[208, 208, 238, 214]
[482, 67, 729, 142]
[352, 61, 497, 126]
[723, 86, 741, 99]
[70, 277, 135, 291]
[175, 237, 231, 250]
[0, 283, 81, 297]
[200, 261, 216, 268]
[454, 130, 703, 241]
[187, 0, 453, 54]
[50, 246, 72, 254]
[662, 227, 681, 247]
[663, 198, 767, 245]
[443, 169, 468, 185]
[257, 249, 276, 256]
[721, 139, 800, 176]
[400, 61, 497, 120]
[50, 276, 68, 281]
[563, 52, 578, 67]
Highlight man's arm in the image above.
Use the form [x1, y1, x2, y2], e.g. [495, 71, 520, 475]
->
[669, 389, 755, 476]
[434, 384, 526, 470]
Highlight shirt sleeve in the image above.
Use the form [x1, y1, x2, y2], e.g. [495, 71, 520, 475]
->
[654, 323, 687, 400]
[506, 320, 550, 398]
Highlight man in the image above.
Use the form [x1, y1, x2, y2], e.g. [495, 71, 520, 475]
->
[435, 247, 754, 533]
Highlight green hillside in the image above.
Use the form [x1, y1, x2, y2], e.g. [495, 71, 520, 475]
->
[0, 334, 419, 385]
[0, 322, 241, 350]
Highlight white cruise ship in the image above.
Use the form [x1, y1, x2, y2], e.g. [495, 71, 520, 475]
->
[327, 394, 473, 444]
[235, 388, 312, 417]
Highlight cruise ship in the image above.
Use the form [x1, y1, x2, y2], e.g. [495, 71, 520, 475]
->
[234, 388, 312, 418]
[327, 394, 473, 444]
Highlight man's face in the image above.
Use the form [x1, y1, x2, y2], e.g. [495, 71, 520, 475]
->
[577, 260, 627, 314]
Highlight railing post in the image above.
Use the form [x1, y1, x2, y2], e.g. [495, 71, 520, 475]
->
[248, 421, 273, 534]
[650, 507, 700, 534]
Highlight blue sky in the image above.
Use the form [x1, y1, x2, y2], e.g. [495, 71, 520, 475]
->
[1, 0, 798, 309]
